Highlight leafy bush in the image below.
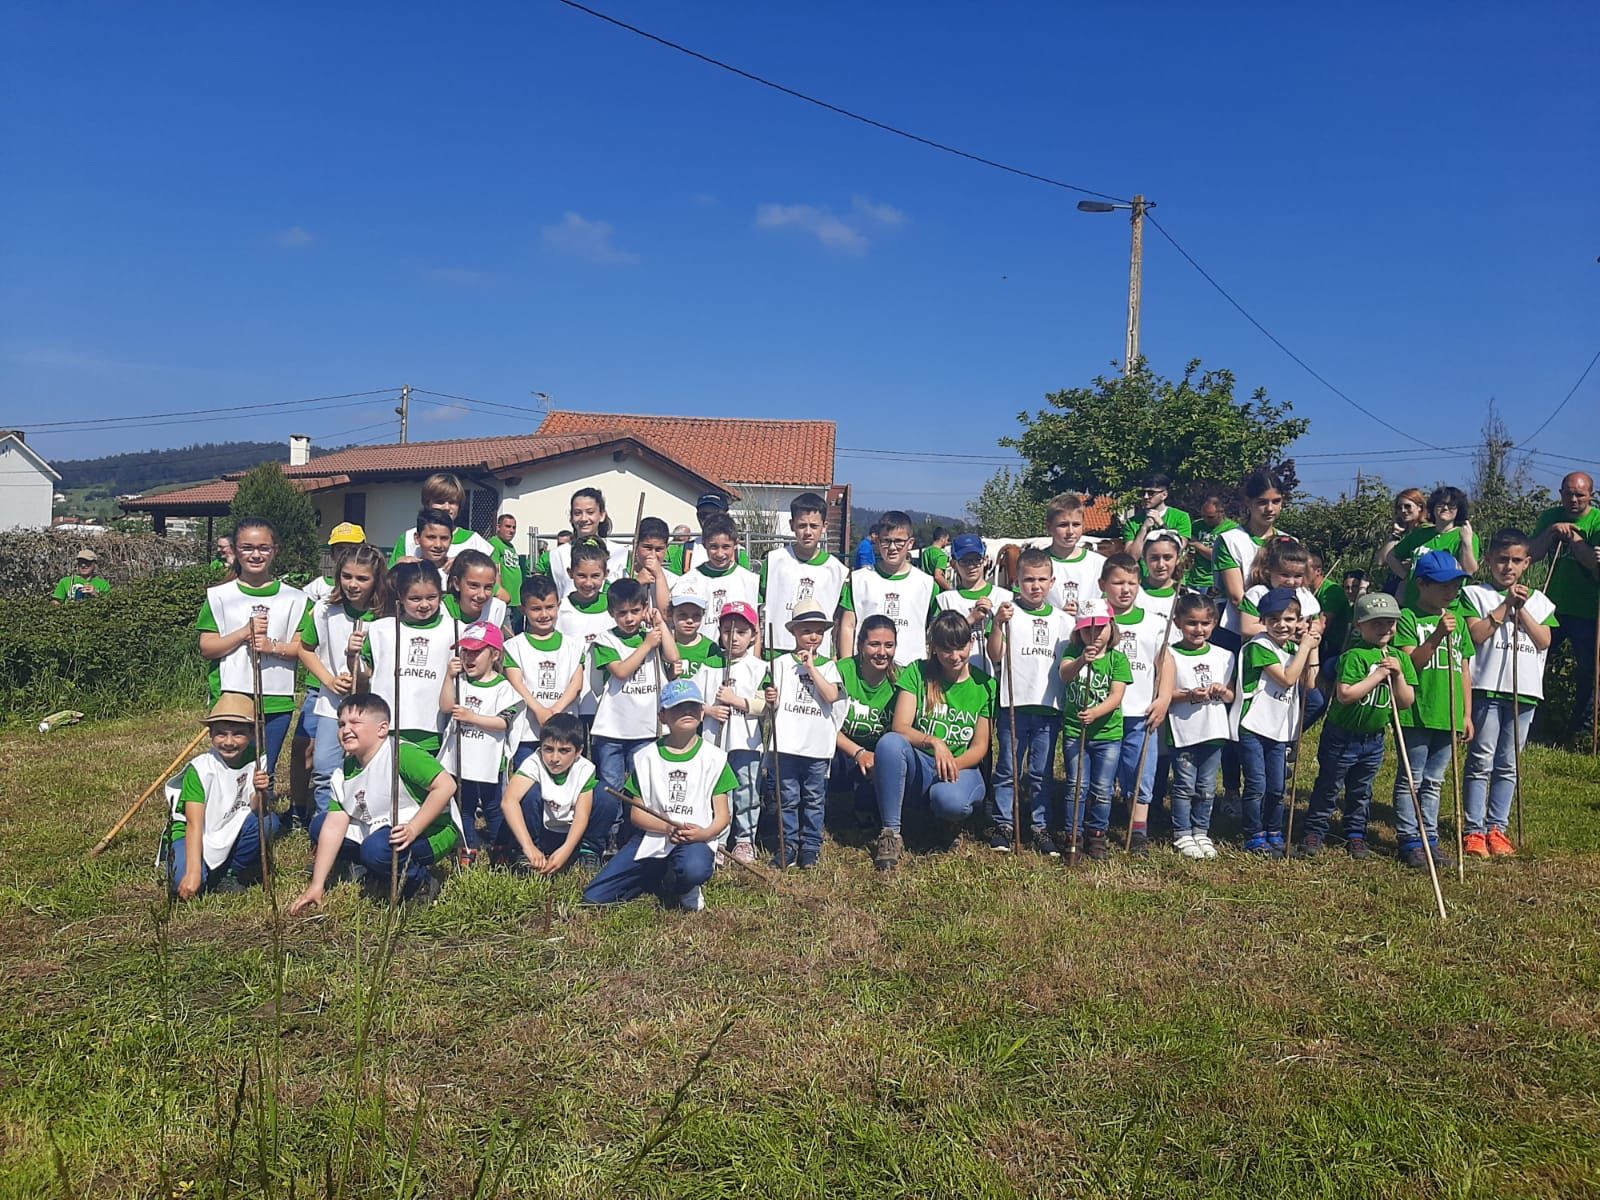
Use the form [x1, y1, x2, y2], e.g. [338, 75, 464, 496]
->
[0, 529, 207, 599]
[230, 462, 320, 578]
[0, 565, 218, 724]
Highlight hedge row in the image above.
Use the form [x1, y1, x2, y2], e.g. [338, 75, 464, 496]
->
[0, 529, 207, 599]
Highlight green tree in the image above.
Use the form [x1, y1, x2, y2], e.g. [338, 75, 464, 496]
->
[229, 462, 319, 578]
[999, 359, 1308, 511]
[1468, 401, 1550, 538]
[967, 467, 1045, 538]
[1286, 474, 1396, 574]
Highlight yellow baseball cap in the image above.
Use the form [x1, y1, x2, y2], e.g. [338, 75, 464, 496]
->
[327, 522, 367, 545]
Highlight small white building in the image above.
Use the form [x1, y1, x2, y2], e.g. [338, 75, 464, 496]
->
[0, 431, 61, 531]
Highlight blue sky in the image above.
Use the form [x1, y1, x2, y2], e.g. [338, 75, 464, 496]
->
[2, 1, 1596, 510]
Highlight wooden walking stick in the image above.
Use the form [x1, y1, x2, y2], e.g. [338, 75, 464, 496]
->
[1389, 685, 1448, 922]
[1124, 592, 1182, 851]
[89, 728, 208, 857]
[1591, 585, 1599, 758]
[1284, 674, 1312, 853]
[390, 612, 403, 908]
[602, 786, 778, 888]
[1003, 619, 1024, 853]
[1446, 646, 1465, 883]
[251, 641, 273, 889]
[1069, 722, 1088, 865]
[767, 623, 788, 869]
[1509, 594, 1526, 849]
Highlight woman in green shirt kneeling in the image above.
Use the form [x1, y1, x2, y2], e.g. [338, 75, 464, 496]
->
[870, 610, 996, 871]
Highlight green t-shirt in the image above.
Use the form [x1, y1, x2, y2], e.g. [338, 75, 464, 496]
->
[1060, 644, 1133, 742]
[666, 542, 752, 574]
[1188, 518, 1238, 591]
[489, 535, 523, 601]
[1213, 527, 1282, 575]
[297, 602, 374, 649]
[389, 525, 481, 567]
[53, 574, 109, 601]
[168, 749, 258, 843]
[330, 741, 457, 857]
[920, 544, 951, 582]
[1392, 525, 1482, 609]
[836, 656, 897, 750]
[892, 660, 996, 758]
[1318, 579, 1354, 655]
[195, 579, 299, 714]
[1396, 604, 1475, 731]
[1122, 506, 1194, 544]
[674, 634, 723, 670]
[1532, 504, 1600, 618]
[566, 591, 610, 617]
[1328, 642, 1419, 735]
[622, 737, 739, 796]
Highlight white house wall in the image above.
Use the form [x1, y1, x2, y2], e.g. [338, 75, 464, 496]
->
[0, 440, 55, 531]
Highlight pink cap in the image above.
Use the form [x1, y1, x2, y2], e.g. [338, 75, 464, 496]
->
[718, 600, 758, 629]
[457, 621, 505, 650]
[1074, 597, 1113, 629]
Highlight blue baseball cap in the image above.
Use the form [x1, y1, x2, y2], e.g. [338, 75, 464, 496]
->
[1257, 586, 1300, 616]
[659, 678, 704, 710]
[951, 533, 986, 560]
[1413, 549, 1469, 584]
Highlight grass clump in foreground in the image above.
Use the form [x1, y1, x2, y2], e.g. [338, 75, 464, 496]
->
[1, 710, 1598, 1198]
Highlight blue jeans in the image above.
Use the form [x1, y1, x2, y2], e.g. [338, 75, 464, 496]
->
[1168, 743, 1222, 837]
[1239, 729, 1288, 840]
[168, 811, 282, 893]
[299, 690, 320, 740]
[494, 792, 573, 868]
[1304, 686, 1328, 729]
[1549, 614, 1596, 737]
[311, 708, 345, 819]
[776, 753, 828, 864]
[1116, 716, 1159, 806]
[458, 778, 504, 851]
[259, 708, 293, 779]
[725, 749, 762, 845]
[829, 750, 878, 826]
[1301, 723, 1385, 842]
[1464, 698, 1534, 835]
[307, 811, 441, 899]
[583, 834, 714, 905]
[1393, 727, 1453, 847]
[591, 736, 653, 854]
[1062, 736, 1119, 834]
[994, 710, 1057, 831]
[872, 732, 985, 832]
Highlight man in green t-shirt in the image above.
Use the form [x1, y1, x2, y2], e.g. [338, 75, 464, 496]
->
[1186, 493, 1236, 595]
[1124, 474, 1194, 563]
[52, 549, 110, 603]
[1296, 592, 1417, 860]
[488, 513, 524, 614]
[919, 528, 953, 591]
[1530, 471, 1600, 744]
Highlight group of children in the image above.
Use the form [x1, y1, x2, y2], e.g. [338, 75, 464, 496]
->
[163, 465, 1565, 914]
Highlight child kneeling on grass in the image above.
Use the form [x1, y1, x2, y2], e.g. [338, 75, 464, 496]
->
[582, 679, 734, 912]
[289, 693, 459, 913]
[496, 713, 595, 874]
[166, 695, 282, 899]
[1296, 592, 1417, 860]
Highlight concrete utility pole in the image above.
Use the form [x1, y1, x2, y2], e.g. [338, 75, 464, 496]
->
[396, 383, 410, 444]
[1125, 195, 1148, 376]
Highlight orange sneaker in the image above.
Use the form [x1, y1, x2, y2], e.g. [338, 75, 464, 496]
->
[1487, 828, 1516, 857]
[1463, 832, 1490, 859]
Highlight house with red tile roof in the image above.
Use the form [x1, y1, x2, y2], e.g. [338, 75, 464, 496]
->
[122, 413, 843, 552]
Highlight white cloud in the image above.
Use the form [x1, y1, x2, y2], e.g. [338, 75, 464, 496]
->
[541, 212, 638, 265]
[274, 226, 314, 249]
[425, 266, 488, 286]
[753, 196, 906, 255]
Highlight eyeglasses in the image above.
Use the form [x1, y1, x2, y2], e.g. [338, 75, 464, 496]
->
[1141, 488, 1165, 496]
[880, 537, 911, 549]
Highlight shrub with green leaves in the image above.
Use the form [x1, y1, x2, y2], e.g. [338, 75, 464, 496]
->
[0, 565, 216, 724]
[229, 461, 320, 578]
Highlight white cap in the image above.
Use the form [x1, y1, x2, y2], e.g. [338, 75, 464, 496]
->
[670, 576, 708, 609]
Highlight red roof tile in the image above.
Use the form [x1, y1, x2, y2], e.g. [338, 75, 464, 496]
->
[536, 412, 834, 487]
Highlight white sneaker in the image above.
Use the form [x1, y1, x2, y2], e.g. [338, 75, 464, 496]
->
[1194, 834, 1218, 859]
[679, 885, 705, 912]
[1174, 834, 1205, 860]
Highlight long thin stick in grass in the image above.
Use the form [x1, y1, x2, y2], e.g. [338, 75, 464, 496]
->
[1510, 596, 1526, 848]
[1389, 687, 1447, 922]
[251, 642, 272, 890]
[768, 622, 788, 869]
[390, 612, 402, 908]
[89, 728, 207, 857]
[1069, 724, 1088, 865]
[1447, 648, 1465, 883]
[1284, 673, 1311, 853]
[1125, 593, 1180, 852]
[1004, 619, 1023, 853]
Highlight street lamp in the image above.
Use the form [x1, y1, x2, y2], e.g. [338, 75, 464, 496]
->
[1078, 195, 1153, 376]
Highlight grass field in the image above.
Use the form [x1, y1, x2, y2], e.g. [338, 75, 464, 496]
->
[2, 708, 1599, 1198]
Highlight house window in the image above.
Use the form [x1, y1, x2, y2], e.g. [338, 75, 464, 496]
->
[344, 492, 366, 525]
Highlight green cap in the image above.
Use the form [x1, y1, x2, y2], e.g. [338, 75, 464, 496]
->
[1353, 592, 1401, 624]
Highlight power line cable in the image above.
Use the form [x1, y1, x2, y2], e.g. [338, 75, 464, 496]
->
[15, 389, 400, 432]
[1518, 346, 1600, 447]
[551, 0, 1128, 204]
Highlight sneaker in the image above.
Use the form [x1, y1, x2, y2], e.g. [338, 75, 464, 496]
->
[1463, 832, 1490, 859]
[1174, 834, 1205, 860]
[679, 885, 705, 912]
[1487, 828, 1516, 857]
[1266, 832, 1286, 853]
[874, 828, 903, 872]
[931, 822, 962, 854]
[576, 849, 602, 871]
[1128, 829, 1150, 857]
[1193, 834, 1219, 859]
[458, 847, 480, 869]
[1032, 828, 1061, 858]
[731, 840, 756, 865]
[1085, 830, 1110, 862]
[411, 873, 443, 905]
[1243, 834, 1273, 856]
[1346, 836, 1370, 860]
[798, 851, 820, 870]
[1429, 843, 1454, 870]
[1294, 833, 1325, 859]
[989, 826, 1015, 853]
[1400, 844, 1429, 871]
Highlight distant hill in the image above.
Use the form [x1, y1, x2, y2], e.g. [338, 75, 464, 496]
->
[54, 441, 287, 496]
[851, 506, 971, 542]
